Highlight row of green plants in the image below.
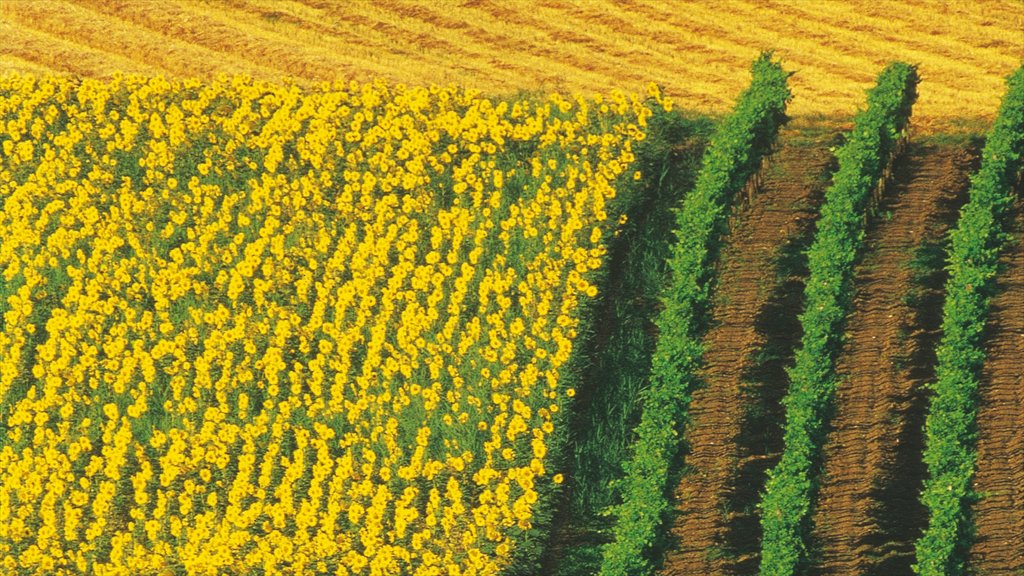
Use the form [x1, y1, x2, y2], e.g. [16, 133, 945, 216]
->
[913, 65, 1024, 576]
[599, 52, 791, 576]
[504, 97, 711, 576]
[541, 112, 714, 576]
[757, 62, 918, 576]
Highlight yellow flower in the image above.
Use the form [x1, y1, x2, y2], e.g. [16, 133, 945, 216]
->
[102, 403, 118, 420]
[0, 73, 652, 574]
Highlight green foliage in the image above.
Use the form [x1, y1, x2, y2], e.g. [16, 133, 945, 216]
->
[913, 65, 1024, 576]
[599, 52, 791, 576]
[757, 62, 918, 576]
[504, 103, 713, 576]
[544, 110, 713, 576]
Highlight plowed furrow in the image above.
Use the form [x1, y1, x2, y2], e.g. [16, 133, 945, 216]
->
[660, 121, 840, 576]
[969, 199, 1024, 575]
[810, 142, 978, 576]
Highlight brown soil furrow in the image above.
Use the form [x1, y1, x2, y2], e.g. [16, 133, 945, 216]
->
[810, 142, 978, 576]
[969, 199, 1024, 575]
[661, 121, 841, 576]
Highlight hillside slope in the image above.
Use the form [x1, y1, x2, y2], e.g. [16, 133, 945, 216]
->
[1, 0, 1021, 122]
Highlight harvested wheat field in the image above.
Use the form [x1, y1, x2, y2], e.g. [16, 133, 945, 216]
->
[2, 0, 1022, 124]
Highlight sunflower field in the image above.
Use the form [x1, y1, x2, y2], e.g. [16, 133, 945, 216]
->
[0, 74, 663, 575]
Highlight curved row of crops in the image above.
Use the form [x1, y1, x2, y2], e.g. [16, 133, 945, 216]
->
[756, 62, 918, 576]
[0, 73, 665, 575]
[913, 65, 1024, 576]
[599, 52, 791, 576]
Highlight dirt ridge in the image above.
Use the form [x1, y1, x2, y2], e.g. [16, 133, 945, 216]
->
[968, 198, 1024, 575]
[660, 121, 839, 575]
[808, 141, 978, 576]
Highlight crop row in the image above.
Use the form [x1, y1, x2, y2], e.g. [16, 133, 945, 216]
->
[599, 52, 791, 576]
[913, 65, 1024, 576]
[542, 110, 714, 576]
[757, 62, 918, 576]
[502, 89, 698, 576]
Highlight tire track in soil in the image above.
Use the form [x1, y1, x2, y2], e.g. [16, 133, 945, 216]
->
[968, 196, 1024, 576]
[659, 119, 842, 576]
[808, 141, 979, 576]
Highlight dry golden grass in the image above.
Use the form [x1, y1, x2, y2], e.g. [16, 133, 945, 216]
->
[2, 0, 1022, 124]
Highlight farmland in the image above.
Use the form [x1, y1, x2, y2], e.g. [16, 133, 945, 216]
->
[2, 3, 1024, 576]
[0, 72, 663, 573]
[1, 0, 1022, 123]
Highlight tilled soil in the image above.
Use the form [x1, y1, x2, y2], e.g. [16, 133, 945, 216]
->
[660, 120, 840, 576]
[808, 141, 979, 576]
[968, 198, 1024, 575]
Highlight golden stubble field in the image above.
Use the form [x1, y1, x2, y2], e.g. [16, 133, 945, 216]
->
[1, 0, 1021, 125]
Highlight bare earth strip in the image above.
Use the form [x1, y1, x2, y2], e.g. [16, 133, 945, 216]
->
[809, 141, 978, 576]
[661, 120, 840, 576]
[968, 199, 1024, 575]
